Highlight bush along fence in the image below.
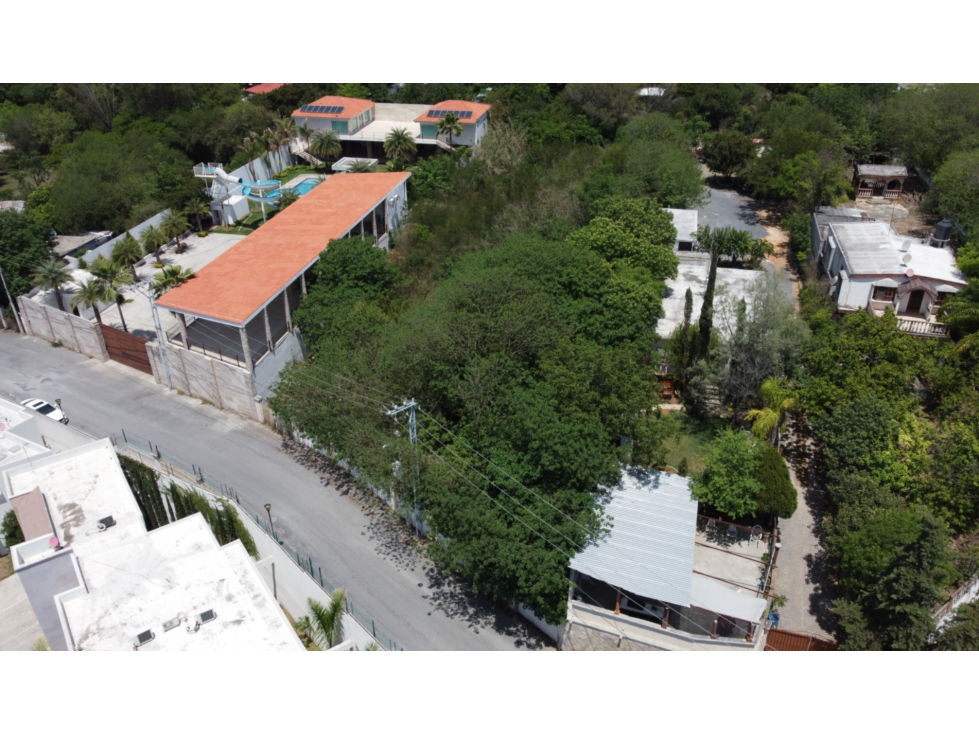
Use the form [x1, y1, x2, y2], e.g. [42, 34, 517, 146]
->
[111, 429, 404, 651]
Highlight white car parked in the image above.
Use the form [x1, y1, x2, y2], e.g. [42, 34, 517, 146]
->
[20, 398, 68, 425]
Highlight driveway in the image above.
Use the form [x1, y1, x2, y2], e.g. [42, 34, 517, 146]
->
[0, 332, 551, 651]
[696, 185, 769, 239]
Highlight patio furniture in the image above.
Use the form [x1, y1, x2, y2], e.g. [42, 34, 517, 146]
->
[726, 523, 737, 540]
[751, 525, 763, 545]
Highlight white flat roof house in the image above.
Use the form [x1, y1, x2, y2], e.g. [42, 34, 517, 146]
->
[657, 259, 766, 338]
[665, 208, 698, 252]
[812, 216, 966, 338]
[566, 467, 771, 651]
[1, 439, 303, 651]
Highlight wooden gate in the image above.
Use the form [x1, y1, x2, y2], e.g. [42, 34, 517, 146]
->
[765, 628, 837, 651]
[100, 323, 152, 375]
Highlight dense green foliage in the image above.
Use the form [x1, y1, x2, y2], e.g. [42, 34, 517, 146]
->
[754, 446, 797, 518]
[117, 455, 256, 556]
[1, 509, 25, 548]
[934, 601, 979, 650]
[0, 208, 56, 310]
[691, 428, 762, 519]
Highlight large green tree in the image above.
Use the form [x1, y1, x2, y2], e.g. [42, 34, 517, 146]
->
[702, 130, 755, 180]
[691, 428, 762, 519]
[0, 209, 56, 309]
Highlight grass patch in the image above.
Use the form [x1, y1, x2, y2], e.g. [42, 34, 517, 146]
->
[274, 165, 327, 185]
[0, 554, 13, 582]
[662, 412, 727, 475]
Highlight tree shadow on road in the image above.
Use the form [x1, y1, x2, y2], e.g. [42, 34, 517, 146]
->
[279, 438, 554, 650]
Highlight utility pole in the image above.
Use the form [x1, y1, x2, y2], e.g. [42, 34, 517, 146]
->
[145, 285, 173, 390]
[386, 399, 420, 537]
[0, 265, 25, 333]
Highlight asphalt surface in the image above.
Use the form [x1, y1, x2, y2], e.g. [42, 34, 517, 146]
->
[696, 185, 769, 239]
[0, 331, 551, 651]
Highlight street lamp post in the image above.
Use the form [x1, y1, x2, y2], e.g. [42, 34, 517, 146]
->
[264, 503, 277, 542]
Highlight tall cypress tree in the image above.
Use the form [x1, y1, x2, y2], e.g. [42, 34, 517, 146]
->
[696, 228, 719, 362]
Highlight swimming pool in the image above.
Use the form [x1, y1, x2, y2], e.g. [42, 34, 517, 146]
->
[288, 178, 322, 196]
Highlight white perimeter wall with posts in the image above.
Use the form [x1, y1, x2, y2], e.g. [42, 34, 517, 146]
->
[152, 471, 382, 650]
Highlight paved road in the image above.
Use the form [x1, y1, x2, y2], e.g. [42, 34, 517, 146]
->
[0, 331, 550, 651]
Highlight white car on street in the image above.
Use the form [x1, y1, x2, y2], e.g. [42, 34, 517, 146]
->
[20, 398, 69, 425]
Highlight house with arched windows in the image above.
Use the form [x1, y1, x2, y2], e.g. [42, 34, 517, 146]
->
[853, 164, 908, 200]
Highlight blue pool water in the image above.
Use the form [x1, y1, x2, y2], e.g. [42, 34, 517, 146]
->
[290, 178, 322, 196]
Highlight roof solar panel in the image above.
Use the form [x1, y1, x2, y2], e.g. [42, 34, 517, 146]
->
[136, 630, 154, 644]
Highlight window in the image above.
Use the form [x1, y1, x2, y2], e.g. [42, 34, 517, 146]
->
[933, 292, 947, 306]
[331, 120, 348, 134]
[873, 286, 896, 302]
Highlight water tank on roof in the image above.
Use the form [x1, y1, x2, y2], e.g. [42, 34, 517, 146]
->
[933, 219, 953, 243]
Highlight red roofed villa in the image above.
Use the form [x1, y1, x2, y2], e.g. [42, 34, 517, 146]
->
[292, 96, 491, 161]
[244, 83, 288, 95]
[152, 172, 409, 409]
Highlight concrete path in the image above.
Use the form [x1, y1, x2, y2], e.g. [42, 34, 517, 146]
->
[774, 420, 837, 641]
[0, 331, 551, 651]
[0, 573, 45, 651]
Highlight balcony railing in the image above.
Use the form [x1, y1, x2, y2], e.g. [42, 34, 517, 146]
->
[897, 317, 950, 338]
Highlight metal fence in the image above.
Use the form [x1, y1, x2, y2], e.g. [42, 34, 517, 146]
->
[111, 429, 405, 651]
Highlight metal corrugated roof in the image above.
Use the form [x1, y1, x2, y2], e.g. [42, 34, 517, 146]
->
[570, 467, 697, 607]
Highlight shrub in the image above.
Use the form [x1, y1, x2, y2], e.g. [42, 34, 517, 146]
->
[677, 457, 689, 477]
[754, 446, 797, 518]
[1, 510, 25, 548]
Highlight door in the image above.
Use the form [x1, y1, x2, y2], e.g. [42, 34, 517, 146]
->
[905, 290, 925, 313]
[100, 323, 153, 374]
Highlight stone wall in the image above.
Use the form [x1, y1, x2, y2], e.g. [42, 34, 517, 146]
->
[146, 341, 263, 422]
[563, 621, 665, 651]
[17, 297, 108, 362]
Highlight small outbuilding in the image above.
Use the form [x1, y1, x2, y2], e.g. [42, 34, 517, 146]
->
[853, 164, 908, 200]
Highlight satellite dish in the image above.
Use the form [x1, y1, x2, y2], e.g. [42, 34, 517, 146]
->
[902, 253, 912, 264]
[49, 537, 60, 548]
[0, 422, 5, 432]
[906, 269, 915, 277]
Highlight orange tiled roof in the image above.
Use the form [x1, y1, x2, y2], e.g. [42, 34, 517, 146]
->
[414, 100, 491, 124]
[291, 96, 375, 120]
[156, 173, 410, 325]
[245, 83, 288, 94]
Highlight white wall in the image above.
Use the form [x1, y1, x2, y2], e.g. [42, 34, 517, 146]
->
[155, 472, 383, 650]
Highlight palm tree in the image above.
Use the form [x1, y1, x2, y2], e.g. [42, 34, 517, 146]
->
[140, 225, 169, 266]
[309, 129, 342, 166]
[31, 258, 72, 312]
[235, 131, 264, 181]
[436, 113, 463, 148]
[90, 256, 134, 332]
[70, 277, 107, 324]
[348, 160, 376, 173]
[111, 233, 143, 282]
[746, 377, 798, 446]
[277, 189, 300, 210]
[152, 265, 196, 296]
[384, 127, 416, 162]
[299, 590, 345, 649]
[161, 209, 190, 253]
[296, 122, 312, 155]
[271, 117, 297, 170]
[185, 199, 210, 233]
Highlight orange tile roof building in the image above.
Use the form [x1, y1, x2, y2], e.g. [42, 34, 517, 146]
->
[154, 172, 409, 377]
[414, 100, 492, 147]
[244, 83, 288, 95]
[291, 96, 376, 136]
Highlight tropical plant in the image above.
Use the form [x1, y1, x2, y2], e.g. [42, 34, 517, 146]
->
[363, 641, 382, 651]
[152, 265, 196, 296]
[436, 113, 464, 147]
[140, 225, 170, 265]
[299, 590, 346, 649]
[384, 127, 417, 162]
[309, 129, 342, 163]
[70, 277, 107, 323]
[270, 117, 297, 170]
[30, 258, 72, 312]
[89, 255, 134, 332]
[235, 131, 264, 181]
[111, 233, 143, 281]
[30, 637, 50, 651]
[296, 122, 312, 152]
[746, 376, 798, 445]
[348, 160, 376, 173]
[939, 295, 979, 358]
[185, 199, 210, 233]
[161, 209, 190, 253]
[691, 428, 763, 519]
[277, 189, 300, 210]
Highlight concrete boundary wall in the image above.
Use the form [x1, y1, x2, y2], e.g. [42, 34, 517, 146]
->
[146, 341, 263, 422]
[17, 297, 108, 362]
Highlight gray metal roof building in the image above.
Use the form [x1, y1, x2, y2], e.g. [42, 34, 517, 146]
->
[855, 164, 908, 178]
[570, 467, 697, 608]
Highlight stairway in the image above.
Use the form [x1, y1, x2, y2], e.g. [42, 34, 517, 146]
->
[296, 149, 325, 167]
[435, 139, 453, 152]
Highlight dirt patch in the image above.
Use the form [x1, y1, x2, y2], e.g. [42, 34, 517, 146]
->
[755, 208, 802, 305]
[0, 554, 13, 582]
